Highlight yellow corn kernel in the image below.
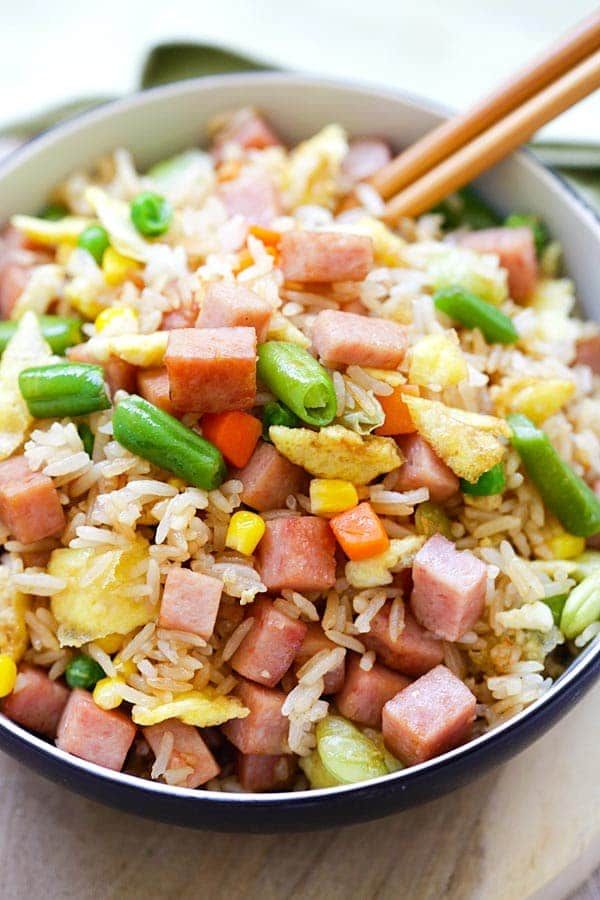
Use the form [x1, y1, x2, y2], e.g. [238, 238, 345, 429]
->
[310, 478, 359, 517]
[225, 511, 266, 556]
[95, 633, 124, 655]
[0, 655, 17, 697]
[93, 676, 124, 710]
[55, 242, 75, 266]
[102, 247, 141, 286]
[95, 305, 139, 336]
[409, 334, 468, 388]
[509, 380, 575, 426]
[549, 531, 586, 560]
[65, 291, 106, 321]
[113, 656, 137, 679]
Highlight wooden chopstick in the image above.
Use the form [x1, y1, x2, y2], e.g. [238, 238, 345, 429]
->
[382, 48, 600, 223]
[370, 9, 600, 203]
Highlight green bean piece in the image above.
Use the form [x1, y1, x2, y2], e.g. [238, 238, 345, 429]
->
[299, 751, 341, 789]
[433, 187, 501, 231]
[38, 202, 69, 221]
[77, 224, 110, 264]
[316, 715, 388, 784]
[560, 572, 600, 639]
[130, 191, 172, 237]
[18, 363, 111, 419]
[508, 414, 600, 538]
[543, 593, 569, 627]
[460, 463, 506, 496]
[65, 654, 105, 690]
[77, 422, 95, 458]
[113, 394, 227, 490]
[257, 342, 337, 427]
[261, 400, 300, 441]
[434, 286, 519, 344]
[572, 552, 600, 582]
[505, 213, 549, 258]
[0, 316, 82, 356]
[414, 501, 453, 540]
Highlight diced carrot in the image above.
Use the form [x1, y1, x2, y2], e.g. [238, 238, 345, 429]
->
[217, 160, 243, 182]
[375, 384, 419, 436]
[234, 249, 254, 273]
[201, 410, 262, 468]
[249, 225, 282, 247]
[329, 502, 390, 561]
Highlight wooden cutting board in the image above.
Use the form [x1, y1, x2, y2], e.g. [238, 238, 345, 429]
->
[0, 683, 598, 900]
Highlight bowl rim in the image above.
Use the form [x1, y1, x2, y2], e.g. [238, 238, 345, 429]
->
[0, 70, 599, 805]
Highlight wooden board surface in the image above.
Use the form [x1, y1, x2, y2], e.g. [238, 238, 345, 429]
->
[0, 683, 598, 900]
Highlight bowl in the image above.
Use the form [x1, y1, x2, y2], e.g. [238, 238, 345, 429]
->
[0, 73, 598, 833]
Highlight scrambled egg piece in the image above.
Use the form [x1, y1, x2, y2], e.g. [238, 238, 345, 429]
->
[269, 424, 402, 484]
[403, 395, 508, 483]
[283, 124, 348, 209]
[10, 265, 64, 320]
[49, 536, 155, 647]
[87, 331, 168, 367]
[339, 217, 405, 266]
[493, 377, 575, 425]
[266, 313, 311, 348]
[64, 248, 107, 320]
[0, 568, 29, 661]
[409, 334, 468, 387]
[529, 278, 575, 316]
[0, 312, 54, 460]
[10, 214, 92, 247]
[402, 242, 508, 306]
[85, 187, 150, 262]
[346, 535, 425, 588]
[131, 687, 249, 727]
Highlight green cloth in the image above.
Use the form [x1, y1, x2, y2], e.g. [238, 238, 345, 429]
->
[2, 41, 598, 210]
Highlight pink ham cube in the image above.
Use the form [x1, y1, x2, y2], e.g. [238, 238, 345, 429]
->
[382, 665, 476, 765]
[198, 282, 273, 343]
[335, 654, 411, 728]
[144, 718, 220, 787]
[222, 680, 289, 755]
[235, 442, 307, 512]
[230, 599, 307, 688]
[0, 455, 65, 544]
[342, 138, 392, 183]
[158, 568, 223, 640]
[56, 689, 136, 771]
[312, 309, 407, 369]
[411, 534, 487, 641]
[575, 335, 600, 374]
[389, 434, 459, 502]
[280, 231, 373, 283]
[362, 605, 444, 677]
[294, 623, 346, 694]
[218, 171, 282, 226]
[2, 665, 69, 738]
[257, 516, 337, 593]
[456, 226, 537, 302]
[237, 752, 297, 792]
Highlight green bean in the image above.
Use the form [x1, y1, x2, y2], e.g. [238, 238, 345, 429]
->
[505, 213, 549, 258]
[257, 341, 337, 427]
[65, 654, 105, 690]
[414, 502, 453, 540]
[433, 187, 500, 231]
[543, 593, 569, 627]
[508, 414, 600, 537]
[572, 552, 600, 582]
[316, 715, 388, 784]
[38, 202, 69, 221]
[113, 394, 227, 490]
[434, 286, 518, 344]
[0, 316, 82, 356]
[19, 363, 111, 418]
[261, 400, 300, 441]
[77, 422, 95, 458]
[460, 463, 506, 496]
[560, 572, 600, 639]
[299, 751, 341, 789]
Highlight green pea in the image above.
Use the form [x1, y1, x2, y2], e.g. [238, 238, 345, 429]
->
[261, 400, 300, 441]
[77, 224, 110, 264]
[39, 202, 69, 221]
[65, 654, 105, 690]
[130, 191, 173, 237]
[560, 572, 600, 639]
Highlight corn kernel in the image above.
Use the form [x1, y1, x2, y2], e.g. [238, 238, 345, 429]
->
[93, 676, 124, 710]
[509, 379, 575, 425]
[55, 242, 75, 266]
[65, 289, 105, 320]
[95, 305, 139, 336]
[102, 247, 141, 286]
[310, 479, 359, 516]
[95, 633, 124, 655]
[225, 511, 266, 555]
[114, 656, 137, 679]
[549, 532, 586, 560]
[409, 334, 468, 388]
[0, 655, 17, 697]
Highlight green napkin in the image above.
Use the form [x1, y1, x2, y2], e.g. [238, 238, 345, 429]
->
[2, 41, 598, 211]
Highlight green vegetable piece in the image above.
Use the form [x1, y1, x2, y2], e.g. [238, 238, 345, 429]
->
[19, 363, 111, 419]
[560, 571, 600, 639]
[39, 203, 69, 221]
[0, 315, 82, 356]
[261, 400, 300, 441]
[316, 715, 388, 784]
[433, 187, 500, 231]
[299, 751, 341, 789]
[147, 149, 207, 192]
[130, 191, 173, 237]
[257, 341, 337, 428]
[113, 394, 227, 490]
[460, 462, 506, 496]
[65, 654, 105, 690]
[434, 286, 518, 344]
[572, 552, 600, 582]
[414, 501, 453, 540]
[77, 422, 95, 458]
[505, 213, 549, 258]
[543, 593, 569, 626]
[77, 224, 110, 264]
[508, 414, 600, 538]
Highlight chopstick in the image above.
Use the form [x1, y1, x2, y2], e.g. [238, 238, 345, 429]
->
[369, 9, 600, 204]
[382, 48, 600, 222]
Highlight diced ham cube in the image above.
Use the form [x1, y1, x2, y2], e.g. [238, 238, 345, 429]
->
[335, 654, 410, 728]
[342, 138, 392, 182]
[222, 679, 289, 755]
[411, 534, 487, 641]
[235, 442, 307, 512]
[237, 752, 297, 792]
[144, 718, 220, 788]
[231, 598, 307, 688]
[294, 623, 346, 694]
[362, 604, 444, 677]
[0, 263, 29, 319]
[456, 226, 537, 302]
[212, 108, 281, 157]
[382, 664, 476, 765]
[2, 665, 69, 738]
[312, 309, 407, 369]
[198, 282, 272, 342]
[0, 455, 65, 544]
[158, 568, 223, 640]
[218, 171, 281, 226]
[388, 434, 459, 502]
[137, 367, 180, 416]
[165, 326, 256, 414]
[67, 344, 137, 397]
[280, 231, 373, 283]
[56, 689, 136, 771]
[161, 306, 199, 330]
[575, 335, 600, 374]
[257, 516, 337, 593]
